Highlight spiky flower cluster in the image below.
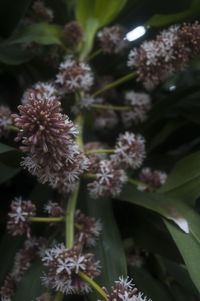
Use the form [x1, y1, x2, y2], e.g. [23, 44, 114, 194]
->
[121, 91, 151, 126]
[111, 132, 146, 169]
[98, 276, 152, 301]
[62, 21, 84, 49]
[128, 22, 200, 86]
[88, 160, 127, 198]
[56, 55, 94, 93]
[75, 210, 101, 247]
[21, 82, 57, 105]
[0, 238, 46, 301]
[99, 26, 128, 54]
[137, 167, 167, 192]
[32, 1, 54, 22]
[42, 244, 100, 294]
[13, 91, 88, 193]
[0, 105, 12, 138]
[7, 197, 36, 237]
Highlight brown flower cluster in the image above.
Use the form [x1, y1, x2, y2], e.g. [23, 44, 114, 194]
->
[128, 22, 200, 86]
[42, 243, 100, 294]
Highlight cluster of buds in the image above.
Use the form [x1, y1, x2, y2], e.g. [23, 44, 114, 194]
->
[121, 91, 151, 126]
[42, 243, 100, 294]
[75, 210, 101, 247]
[21, 82, 57, 105]
[62, 21, 84, 49]
[0, 105, 12, 138]
[99, 276, 151, 301]
[32, 1, 54, 22]
[0, 237, 46, 301]
[88, 160, 127, 198]
[7, 197, 36, 237]
[56, 55, 94, 93]
[99, 26, 128, 54]
[111, 132, 146, 169]
[137, 167, 167, 192]
[128, 22, 200, 86]
[13, 91, 88, 194]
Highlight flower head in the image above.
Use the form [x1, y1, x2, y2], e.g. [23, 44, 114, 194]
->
[137, 167, 167, 192]
[121, 91, 151, 126]
[0, 106, 12, 138]
[21, 82, 57, 105]
[42, 244, 100, 295]
[32, 1, 54, 22]
[111, 132, 146, 169]
[98, 276, 152, 301]
[88, 160, 127, 198]
[127, 22, 200, 86]
[62, 21, 84, 48]
[56, 55, 94, 93]
[99, 26, 128, 54]
[75, 210, 102, 247]
[7, 197, 36, 238]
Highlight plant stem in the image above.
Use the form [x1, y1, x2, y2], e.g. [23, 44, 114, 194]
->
[83, 173, 97, 179]
[92, 70, 138, 97]
[7, 125, 20, 132]
[86, 48, 103, 61]
[83, 173, 151, 189]
[86, 149, 114, 154]
[127, 178, 151, 189]
[27, 216, 64, 222]
[65, 183, 80, 249]
[54, 291, 64, 301]
[91, 104, 132, 111]
[78, 271, 107, 300]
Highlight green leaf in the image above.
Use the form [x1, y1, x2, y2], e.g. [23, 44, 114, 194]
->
[75, 0, 126, 28]
[118, 185, 189, 232]
[129, 267, 172, 301]
[13, 260, 47, 301]
[0, 44, 33, 65]
[5, 22, 64, 47]
[0, 143, 17, 154]
[165, 220, 200, 293]
[158, 150, 200, 204]
[0, 0, 31, 38]
[0, 234, 23, 285]
[145, 0, 200, 27]
[162, 257, 200, 297]
[0, 162, 20, 184]
[82, 195, 127, 300]
[75, 0, 126, 59]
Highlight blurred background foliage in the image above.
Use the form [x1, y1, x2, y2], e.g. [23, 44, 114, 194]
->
[1, 0, 200, 300]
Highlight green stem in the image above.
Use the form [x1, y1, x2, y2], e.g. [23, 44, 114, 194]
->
[27, 217, 64, 222]
[91, 104, 132, 111]
[92, 70, 138, 97]
[7, 125, 20, 132]
[53, 291, 64, 301]
[127, 178, 151, 189]
[78, 271, 107, 300]
[65, 183, 80, 249]
[84, 173, 151, 189]
[86, 48, 103, 61]
[75, 114, 84, 150]
[83, 173, 97, 179]
[86, 149, 114, 154]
